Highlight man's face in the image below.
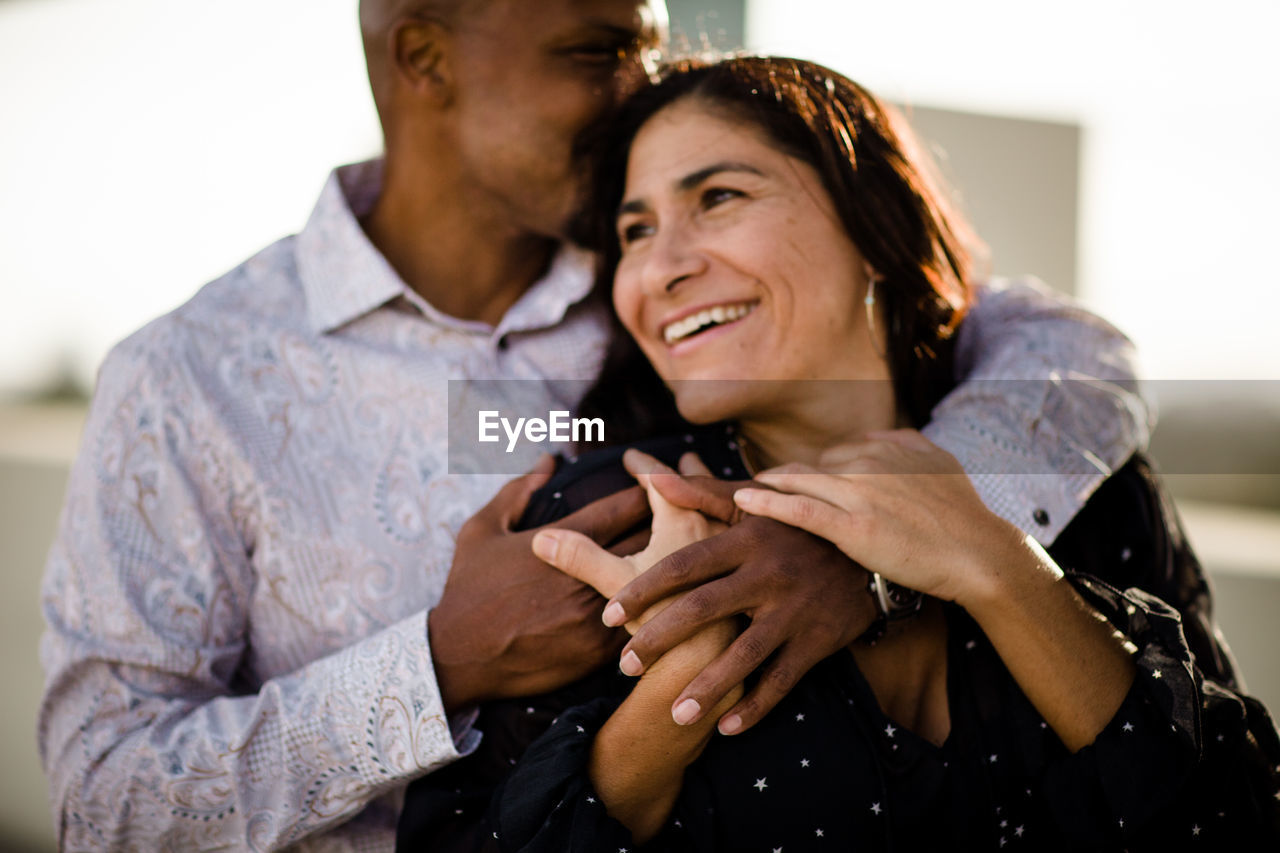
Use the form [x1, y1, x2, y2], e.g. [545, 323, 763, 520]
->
[445, 0, 661, 240]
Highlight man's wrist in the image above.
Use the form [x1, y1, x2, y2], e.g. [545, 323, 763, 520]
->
[427, 608, 485, 712]
[858, 571, 924, 643]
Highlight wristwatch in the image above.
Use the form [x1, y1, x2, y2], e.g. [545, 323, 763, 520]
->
[860, 571, 924, 643]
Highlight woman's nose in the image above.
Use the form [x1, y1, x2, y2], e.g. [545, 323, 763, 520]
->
[641, 228, 707, 296]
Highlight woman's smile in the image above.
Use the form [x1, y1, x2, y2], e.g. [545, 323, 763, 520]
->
[660, 299, 758, 348]
[611, 96, 889, 423]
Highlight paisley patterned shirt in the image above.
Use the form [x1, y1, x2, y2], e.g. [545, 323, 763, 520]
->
[37, 159, 1148, 851]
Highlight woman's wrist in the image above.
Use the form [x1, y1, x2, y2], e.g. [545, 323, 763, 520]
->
[948, 518, 1058, 615]
[590, 619, 741, 841]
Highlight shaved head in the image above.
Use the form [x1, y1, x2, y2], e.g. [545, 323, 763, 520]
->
[360, 0, 476, 121]
[363, 0, 668, 245]
[359, 0, 480, 38]
[359, 0, 664, 130]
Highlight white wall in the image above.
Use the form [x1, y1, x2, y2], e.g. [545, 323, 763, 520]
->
[746, 0, 1280, 380]
[0, 0, 378, 395]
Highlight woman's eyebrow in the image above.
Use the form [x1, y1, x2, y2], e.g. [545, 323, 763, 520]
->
[676, 161, 764, 193]
[617, 161, 766, 218]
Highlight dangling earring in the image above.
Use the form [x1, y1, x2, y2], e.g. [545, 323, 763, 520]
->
[865, 276, 886, 358]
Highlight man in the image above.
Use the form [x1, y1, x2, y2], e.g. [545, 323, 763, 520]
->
[38, 1, 1150, 849]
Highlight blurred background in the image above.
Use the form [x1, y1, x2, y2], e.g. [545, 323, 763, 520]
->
[1, 1, 1277, 848]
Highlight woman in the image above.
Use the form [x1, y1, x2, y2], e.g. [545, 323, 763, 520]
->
[398, 56, 1280, 851]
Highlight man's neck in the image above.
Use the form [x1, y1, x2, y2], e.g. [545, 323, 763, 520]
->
[363, 162, 559, 328]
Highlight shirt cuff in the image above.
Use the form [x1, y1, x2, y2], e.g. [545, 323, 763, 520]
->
[449, 707, 483, 757]
[927, 416, 1109, 544]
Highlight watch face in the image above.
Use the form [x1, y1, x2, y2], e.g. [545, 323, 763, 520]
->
[884, 581, 923, 616]
[885, 582, 914, 605]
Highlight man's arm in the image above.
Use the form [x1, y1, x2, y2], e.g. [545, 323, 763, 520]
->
[37, 340, 642, 850]
[923, 276, 1151, 543]
[36, 344, 469, 851]
[595, 281, 1151, 733]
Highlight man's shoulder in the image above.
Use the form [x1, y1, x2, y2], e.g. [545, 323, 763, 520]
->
[183, 234, 309, 328]
[98, 235, 310, 399]
[970, 275, 1061, 308]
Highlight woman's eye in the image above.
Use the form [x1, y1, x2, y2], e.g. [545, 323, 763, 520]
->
[619, 222, 653, 245]
[701, 187, 743, 208]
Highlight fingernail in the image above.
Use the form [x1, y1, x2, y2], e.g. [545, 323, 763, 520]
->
[619, 650, 643, 676]
[672, 698, 701, 726]
[733, 489, 758, 509]
[602, 601, 627, 627]
[531, 531, 559, 562]
[718, 714, 742, 735]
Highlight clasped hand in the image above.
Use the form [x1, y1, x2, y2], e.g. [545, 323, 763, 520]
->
[533, 448, 875, 735]
[532, 431, 1023, 736]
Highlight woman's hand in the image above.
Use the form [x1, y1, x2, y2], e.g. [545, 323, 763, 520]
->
[734, 429, 1136, 753]
[732, 429, 1027, 608]
[532, 458, 728, 634]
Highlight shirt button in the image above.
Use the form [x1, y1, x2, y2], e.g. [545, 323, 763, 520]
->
[1032, 508, 1050, 526]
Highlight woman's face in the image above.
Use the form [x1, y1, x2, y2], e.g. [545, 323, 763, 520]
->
[612, 97, 886, 424]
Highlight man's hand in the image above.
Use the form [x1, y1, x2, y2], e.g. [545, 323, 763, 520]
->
[428, 455, 648, 711]
[594, 451, 877, 735]
[531, 464, 728, 633]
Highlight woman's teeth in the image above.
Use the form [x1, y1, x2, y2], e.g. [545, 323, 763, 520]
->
[663, 302, 755, 344]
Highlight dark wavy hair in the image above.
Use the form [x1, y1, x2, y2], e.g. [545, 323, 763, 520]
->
[575, 55, 977, 444]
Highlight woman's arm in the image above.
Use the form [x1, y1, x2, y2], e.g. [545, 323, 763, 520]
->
[532, 465, 740, 840]
[733, 429, 1135, 751]
[943, 526, 1136, 751]
[588, 621, 741, 841]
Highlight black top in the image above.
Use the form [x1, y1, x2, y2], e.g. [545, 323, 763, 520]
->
[397, 431, 1280, 851]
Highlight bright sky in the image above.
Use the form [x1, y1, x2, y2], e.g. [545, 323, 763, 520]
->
[0, 0, 379, 395]
[1, 0, 1277, 396]
[747, 0, 1280, 379]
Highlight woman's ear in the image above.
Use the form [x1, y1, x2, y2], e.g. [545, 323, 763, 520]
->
[390, 17, 454, 105]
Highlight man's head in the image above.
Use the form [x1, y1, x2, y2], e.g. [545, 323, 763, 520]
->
[360, 0, 667, 240]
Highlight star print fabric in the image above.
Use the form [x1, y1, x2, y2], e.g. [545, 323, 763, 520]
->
[396, 443, 1280, 852]
[1036, 579, 1280, 848]
[476, 584, 1279, 852]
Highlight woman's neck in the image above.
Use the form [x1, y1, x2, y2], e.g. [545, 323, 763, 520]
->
[736, 379, 903, 472]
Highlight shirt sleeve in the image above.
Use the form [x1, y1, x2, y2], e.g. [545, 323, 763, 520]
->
[1034, 576, 1280, 848]
[37, 338, 467, 851]
[922, 277, 1152, 543]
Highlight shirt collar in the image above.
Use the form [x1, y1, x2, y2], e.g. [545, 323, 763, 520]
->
[298, 160, 406, 334]
[297, 159, 596, 337]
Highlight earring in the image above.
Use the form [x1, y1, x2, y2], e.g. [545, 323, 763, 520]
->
[865, 276, 886, 358]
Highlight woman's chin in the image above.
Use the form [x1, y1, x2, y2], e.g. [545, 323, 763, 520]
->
[670, 379, 761, 426]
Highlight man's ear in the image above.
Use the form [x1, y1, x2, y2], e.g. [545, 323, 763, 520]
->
[390, 17, 453, 105]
